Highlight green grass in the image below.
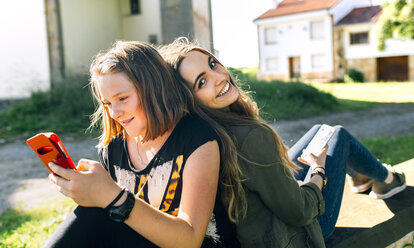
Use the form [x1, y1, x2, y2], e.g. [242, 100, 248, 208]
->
[311, 82, 414, 103]
[227, 67, 378, 121]
[361, 135, 414, 166]
[0, 199, 76, 248]
[245, 80, 340, 121]
[0, 76, 98, 142]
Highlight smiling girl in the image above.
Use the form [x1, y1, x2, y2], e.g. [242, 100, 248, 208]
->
[43, 41, 240, 248]
[159, 38, 406, 248]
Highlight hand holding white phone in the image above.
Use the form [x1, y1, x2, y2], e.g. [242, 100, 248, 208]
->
[299, 125, 335, 182]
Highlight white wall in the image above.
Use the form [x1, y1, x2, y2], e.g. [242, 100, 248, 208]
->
[60, 0, 122, 75]
[192, 0, 212, 49]
[344, 23, 414, 59]
[120, 0, 162, 43]
[0, 0, 50, 99]
[256, 12, 334, 76]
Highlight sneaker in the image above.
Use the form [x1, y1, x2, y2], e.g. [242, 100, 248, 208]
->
[369, 170, 407, 199]
[346, 173, 374, 193]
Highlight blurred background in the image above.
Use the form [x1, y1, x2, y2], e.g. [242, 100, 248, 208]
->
[2, 0, 412, 99]
[0, 0, 413, 139]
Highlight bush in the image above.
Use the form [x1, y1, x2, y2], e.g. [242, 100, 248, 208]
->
[0, 75, 97, 140]
[239, 79, 339, 121]
[227, 67, 256, 83]
[344, 68, 364, 83]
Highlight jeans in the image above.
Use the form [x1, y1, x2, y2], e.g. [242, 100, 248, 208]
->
[288, 125, 388, 240]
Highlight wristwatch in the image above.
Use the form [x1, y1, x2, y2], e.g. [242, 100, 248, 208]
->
[108, 189, 136, 222]
[311, 170, 327, 189]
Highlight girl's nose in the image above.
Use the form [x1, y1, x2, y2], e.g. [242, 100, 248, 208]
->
[212, 71, 226, 85]
[109, 104, 122, 120]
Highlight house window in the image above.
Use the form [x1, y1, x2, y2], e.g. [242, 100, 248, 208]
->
[350, 32, 369, 45]
[266, 57, 278, 71]
[264, 27, 277, 44]
[310, 20, 324, 40]
[130, 0, 141, 15]
[312, 54, 325, 69]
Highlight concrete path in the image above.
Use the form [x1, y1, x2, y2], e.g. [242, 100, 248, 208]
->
[271, 102, 414, 147]
[325, 159, 414, 247]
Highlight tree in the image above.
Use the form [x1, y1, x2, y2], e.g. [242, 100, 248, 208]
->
[377, 0, 414, 50]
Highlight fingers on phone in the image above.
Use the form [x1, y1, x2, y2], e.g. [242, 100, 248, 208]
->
[320, 146, 329, 155]
[298, 156, 310, 166]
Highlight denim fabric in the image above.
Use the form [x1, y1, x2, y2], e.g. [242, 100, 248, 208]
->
[288, 125, 388, 240]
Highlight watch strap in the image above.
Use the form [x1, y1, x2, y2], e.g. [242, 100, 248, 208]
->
[108, 189, 135, 222]
[104, 187, 126, 211]
[311, 170, 327, 188]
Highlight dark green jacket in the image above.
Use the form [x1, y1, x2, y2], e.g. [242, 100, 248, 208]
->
[230, 124, 326, 248]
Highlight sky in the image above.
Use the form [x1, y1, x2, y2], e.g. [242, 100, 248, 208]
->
[210, 0, 273, 68]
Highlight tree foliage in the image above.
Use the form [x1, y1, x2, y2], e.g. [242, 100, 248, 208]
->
[377, 0, 414, 50]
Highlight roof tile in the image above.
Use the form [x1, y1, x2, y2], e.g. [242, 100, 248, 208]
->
[336, 6, 382, 26]
[255, 0, 341, 21]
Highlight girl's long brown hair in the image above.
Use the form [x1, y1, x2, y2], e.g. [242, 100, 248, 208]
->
[159, 37, 299, 222]
[89, 41, 192, 147]
[88, 41, 246, 222]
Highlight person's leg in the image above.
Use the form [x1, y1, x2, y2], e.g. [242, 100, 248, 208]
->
[317, 125, 389, 240]
[43, 206, 157, 248]
[316, 126, 348, 240]
[338, 126, 388, 181]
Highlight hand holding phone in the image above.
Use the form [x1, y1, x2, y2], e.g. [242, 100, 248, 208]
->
[27, 132, 76, 173]
[299, 124, 335, 166]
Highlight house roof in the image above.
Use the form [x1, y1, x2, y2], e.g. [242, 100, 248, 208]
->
[254, 0, 341, 21]
[336, 6, 382, 26]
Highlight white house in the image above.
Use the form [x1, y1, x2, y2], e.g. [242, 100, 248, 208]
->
[336, 5, 414, 82]
[0, 0, 213, 100]
[253, 0, 414, 82]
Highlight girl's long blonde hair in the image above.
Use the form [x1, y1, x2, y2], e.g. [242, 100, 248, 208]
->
[159, 38, 299, 221]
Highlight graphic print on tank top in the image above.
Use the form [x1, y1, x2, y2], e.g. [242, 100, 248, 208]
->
[113, 155, 183, 214]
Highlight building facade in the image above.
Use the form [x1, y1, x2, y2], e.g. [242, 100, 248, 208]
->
[254, 0, 414, 82]
[0, 0, 213, 99]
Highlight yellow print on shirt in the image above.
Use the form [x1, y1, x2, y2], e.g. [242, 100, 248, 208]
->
[137, 174, 149, 200]
[160, 155, 183, 215]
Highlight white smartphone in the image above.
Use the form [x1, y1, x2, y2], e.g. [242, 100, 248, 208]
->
[300, 124, 335, 183]
[299, 124, 335, 166]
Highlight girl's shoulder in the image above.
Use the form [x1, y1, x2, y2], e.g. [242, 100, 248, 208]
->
[175, 114, 218, 140]
[228, 124, 272, 147]
[167, 114, 219, 154]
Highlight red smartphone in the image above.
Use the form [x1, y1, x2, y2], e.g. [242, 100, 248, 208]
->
[26, 132, 76, 173]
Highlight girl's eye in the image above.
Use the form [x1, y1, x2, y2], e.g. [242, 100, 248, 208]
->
[210, 60, 217, 69]
[198, 78, 206, 89]
[103, 102, 111, 107]
[120, 96, 128, 101]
